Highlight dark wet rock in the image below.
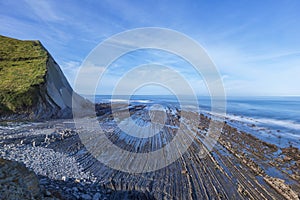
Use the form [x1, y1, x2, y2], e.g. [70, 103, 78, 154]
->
[81, 193, 92, 200]
[93, 192, 101, 200]
[0, 158, 42, 199]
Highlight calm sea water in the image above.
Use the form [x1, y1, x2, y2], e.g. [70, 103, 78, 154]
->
[91, 95, 300, 147]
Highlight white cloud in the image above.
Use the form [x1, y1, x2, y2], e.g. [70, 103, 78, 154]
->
[73, 61, 106, 95]
[2, 1, 299, 96]
[60, 61, 82, 87]
[24, 0, 64, 22]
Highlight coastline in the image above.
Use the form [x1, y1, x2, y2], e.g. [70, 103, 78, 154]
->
[1, 103, 299, 199]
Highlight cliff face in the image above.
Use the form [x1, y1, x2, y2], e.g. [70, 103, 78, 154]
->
[0, 35, 90, 120]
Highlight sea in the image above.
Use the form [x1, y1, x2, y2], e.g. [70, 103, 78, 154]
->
[90, 95, 300, 148]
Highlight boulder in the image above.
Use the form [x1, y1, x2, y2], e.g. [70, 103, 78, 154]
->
[0, 158, 42, 199]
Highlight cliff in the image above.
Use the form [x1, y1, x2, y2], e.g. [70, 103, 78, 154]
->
[0, 35, 91, 120]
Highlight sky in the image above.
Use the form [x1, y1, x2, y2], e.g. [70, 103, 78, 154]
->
[1, 0, 300, 96]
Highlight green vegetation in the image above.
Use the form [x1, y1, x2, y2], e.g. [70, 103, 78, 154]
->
[0, 35, 48, 113]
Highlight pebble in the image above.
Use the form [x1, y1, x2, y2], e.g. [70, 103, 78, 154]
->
[81, 194, 92, 200]
[75, 178, 81, 183]
[93, 192, 101, 200]
[73, 193, 80, 199]
[72, 187, 79, 192]
[106, 188, 112, 194]
[45, 190, 51, 196]
[39, 178, 48, 185]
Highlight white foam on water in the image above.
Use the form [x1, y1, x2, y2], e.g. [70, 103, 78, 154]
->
[130, 100, 153, 103]
[212, 112, 300, 131]
[254, 118, 300, 130]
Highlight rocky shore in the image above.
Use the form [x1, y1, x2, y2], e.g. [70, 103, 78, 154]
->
[0, 103, 299, 199]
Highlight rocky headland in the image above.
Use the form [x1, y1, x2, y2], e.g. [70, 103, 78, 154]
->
[0, 35, 91, 121]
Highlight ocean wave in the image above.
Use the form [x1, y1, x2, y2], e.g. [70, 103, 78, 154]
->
[254, 118, 300, 130]
[110, 99, 128, 103]
[223, 113, 300, 131]
[99, 99, 153, 104]
[130, 100, 153, 103]
[224, 114, 257, 124]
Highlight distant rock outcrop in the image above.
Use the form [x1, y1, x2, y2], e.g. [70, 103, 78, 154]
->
[0, 35, 91, 120]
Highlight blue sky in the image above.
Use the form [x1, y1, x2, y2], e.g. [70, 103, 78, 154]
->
[1, 0, 300, 96]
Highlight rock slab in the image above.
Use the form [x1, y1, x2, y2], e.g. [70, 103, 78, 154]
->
[0, 158, 42, 199]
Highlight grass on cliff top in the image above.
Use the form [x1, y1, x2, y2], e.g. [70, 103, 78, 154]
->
[0, 35, 48, 113]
